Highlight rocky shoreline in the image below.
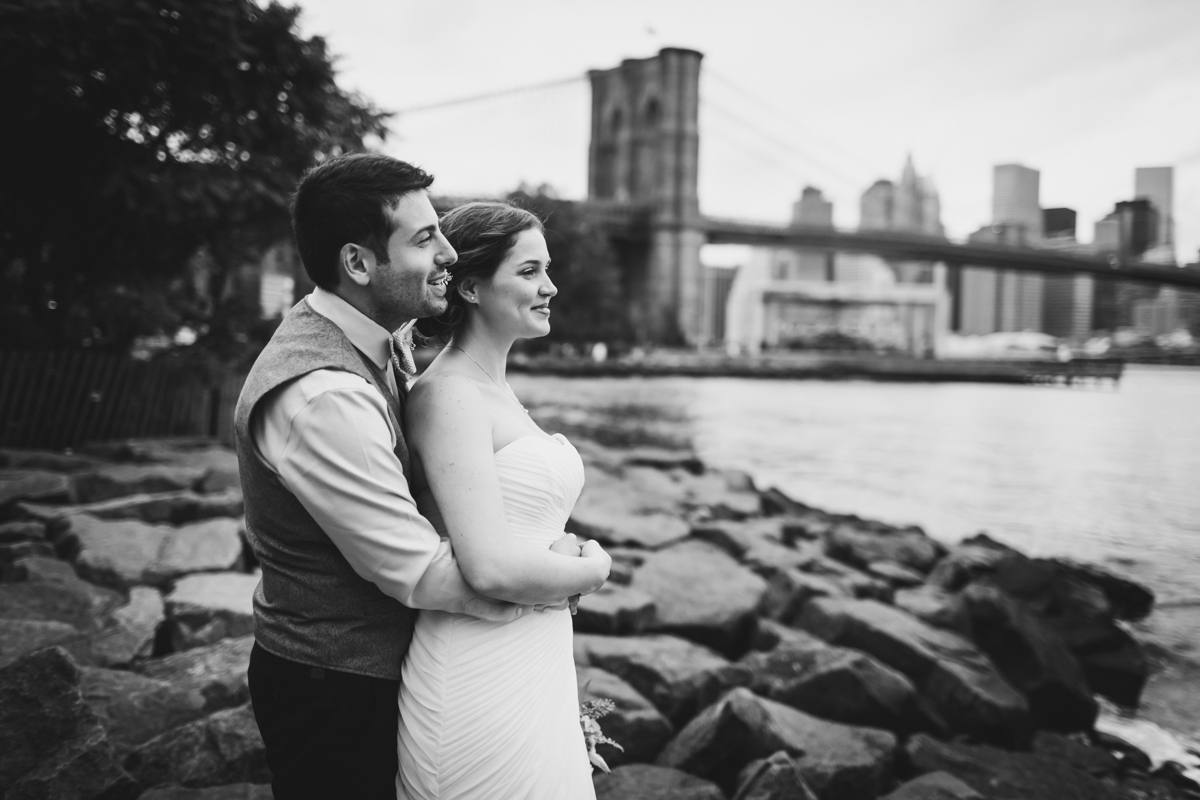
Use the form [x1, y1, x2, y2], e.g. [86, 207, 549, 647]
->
[1, 438, 1197, 799]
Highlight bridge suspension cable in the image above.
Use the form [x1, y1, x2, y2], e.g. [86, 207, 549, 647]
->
[706, 68, 883, 184]
[393, 74, 586, 115]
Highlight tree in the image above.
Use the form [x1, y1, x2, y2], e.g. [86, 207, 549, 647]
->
[0, 0, 388, 358]
[505, 186, 633, 351]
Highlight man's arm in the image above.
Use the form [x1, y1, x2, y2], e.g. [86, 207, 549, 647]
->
[253, 371, 518, 620]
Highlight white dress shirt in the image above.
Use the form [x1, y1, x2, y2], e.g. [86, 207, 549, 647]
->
[250, 288, 476, 614]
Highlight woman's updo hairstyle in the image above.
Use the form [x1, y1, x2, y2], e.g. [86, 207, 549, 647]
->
[415, 201, 544, 343]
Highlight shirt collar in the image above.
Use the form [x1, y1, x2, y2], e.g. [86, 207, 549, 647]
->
[307, 287, 396, 370]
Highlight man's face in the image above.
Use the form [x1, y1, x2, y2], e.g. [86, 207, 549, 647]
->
[369, 191, 456, 327]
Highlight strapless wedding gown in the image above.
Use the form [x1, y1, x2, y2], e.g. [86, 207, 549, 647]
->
[397, 433, 596, 800]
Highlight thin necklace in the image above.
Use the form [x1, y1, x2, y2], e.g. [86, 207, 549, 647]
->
[447, 345, 529, 415]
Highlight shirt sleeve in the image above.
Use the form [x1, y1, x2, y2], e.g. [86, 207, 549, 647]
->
[259, 374, 482, 613]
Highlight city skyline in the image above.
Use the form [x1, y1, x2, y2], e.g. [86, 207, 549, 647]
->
[294, 0, 1199, 263]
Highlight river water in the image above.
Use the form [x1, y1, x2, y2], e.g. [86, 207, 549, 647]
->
[514, 364, 1200, 608]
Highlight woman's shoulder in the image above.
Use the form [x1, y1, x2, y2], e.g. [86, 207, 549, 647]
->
[409, 368, 485, 409]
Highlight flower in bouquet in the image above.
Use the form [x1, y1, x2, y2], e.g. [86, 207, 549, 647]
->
[579, 697, 623, 773]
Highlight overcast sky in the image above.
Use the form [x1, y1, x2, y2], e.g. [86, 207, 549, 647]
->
[294, 0, 1199, 263]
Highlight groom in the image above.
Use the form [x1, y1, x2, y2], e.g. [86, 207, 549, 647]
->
[234, 153, 596, 799]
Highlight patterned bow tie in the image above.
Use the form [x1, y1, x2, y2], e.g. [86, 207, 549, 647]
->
[390, 324, 416, 376]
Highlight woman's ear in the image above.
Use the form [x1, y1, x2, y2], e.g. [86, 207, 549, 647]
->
[339, 243, 373, 288]
[456, 277, 479, 304]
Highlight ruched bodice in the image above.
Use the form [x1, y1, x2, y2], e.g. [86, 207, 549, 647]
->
[398, 434, 595, 800]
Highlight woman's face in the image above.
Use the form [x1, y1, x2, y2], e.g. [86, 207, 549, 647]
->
[469, 227, 556, 340]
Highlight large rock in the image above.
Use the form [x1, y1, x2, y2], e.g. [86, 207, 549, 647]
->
[958, 583, 1097, 731]
[690, 519, 813, 577]
[0, 447, 101, 473]
[677, 468, 762, 520]
[574, 634, 750, 727]
[733, 751, 819, 800]
[0, 519, 47, 545]
[758, 567, 850, 625]
[893, 585, 971, 636]
[0, 469, 71, 506]
[0, 647, 138, 799]
[138, 785, 273, 800]
[570, 464, 691, 549]
[801, 556, 894, 603]
[824, 520, 944, 574]
[136, 635, 253, 710]
[66, 514, 243, 589]
[0, 618, 91, 667]
[632, 539, 768, 657]
[657, 688, 895, 799]
[1051, 559, 1154, 621]
[924, 534, 1023, 591]
[881, 772, 981, 800]
[0, 560, 124, 628]
[89, 585, 164, 666]
[796, 597, 1032, 747]
[21, 489, 243, 526]
[165, 572, 257, 651]
[741, 637, 919, 732]
[905, 733, 1123, 800]
[867, 560, 926, 588]
[593, 764, 725, 800]
[72, 463, 209, 503]
[81, 666, 208, 750]
[578, 665, 674, 766]
[574, 582, 657, 636]
[124, 702, 268, 788]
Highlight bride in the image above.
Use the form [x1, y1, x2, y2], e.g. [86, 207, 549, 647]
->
[397, 201, 608, 799]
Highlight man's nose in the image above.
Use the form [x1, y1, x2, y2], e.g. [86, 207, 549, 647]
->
[435, 233, 457, 266]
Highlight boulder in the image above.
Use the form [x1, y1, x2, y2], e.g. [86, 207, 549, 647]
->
[824, 521, 944, 574]
[136, 635, 253, 710]
[801, 556, 894, 602]
[21, 489, 244, 526]
[66, 514, 243, 589]
[632, 539, 768, 657]
[924, 534, 1023, 591]
[72, 463, 209, 503]
[138, 785, 273, 800]
[678, 468, 762, 520]
[741, 638, 919, 732]
[893, 586, 971, 636]
[958, 583, 1097, 731]
[759, 487, 811, 518]
[606, 547, 648, 585]
[1031, 731, 1120, 778]
[81, 666, 208, 750]
[867, 560, 925, 588]
[574, 634, 750, 727]
[733, 751, 818, 800]
[881, 772, 981, 800]
[89, 586, 164, 666]
[165, 572, 257, 651]
[905, 733, 1123, 800]
[1074, 626, 1149, 707]
[622, 447, 706, 475]
[758, 567, 850, 625]
[0, 618, 91, 667]
[0, 447, 101, 472]
[124, 702, 268, 788]
[0, 647, 137, 799]
[0, 519, 47, 544]
[593, 764, 725, 800]
[748, 619, 829, 653]
[0, 539, 55, 578]
[574, 582, 657, 636]
[657, 688, 895, 798]
[1051, 559, 1154, 621]
[570, 463, 691, 550]
[796, 597, 1031, 747]
[0, 556, 123, 628]
[578, 665, 674, 765]
[0, 468, 71, 506]
[691, 519, 812, 577]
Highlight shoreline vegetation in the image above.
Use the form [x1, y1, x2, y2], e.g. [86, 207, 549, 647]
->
[1, 437, 1198, 799]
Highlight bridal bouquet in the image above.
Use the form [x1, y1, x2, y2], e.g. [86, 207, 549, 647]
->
[579, 698, 623, 773]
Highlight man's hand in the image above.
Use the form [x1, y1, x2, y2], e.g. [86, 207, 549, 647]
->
[580, 539, 611, 593]
[549, 533, 583, 557]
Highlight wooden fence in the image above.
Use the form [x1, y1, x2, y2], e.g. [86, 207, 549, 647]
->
[0, 351, 246, 450]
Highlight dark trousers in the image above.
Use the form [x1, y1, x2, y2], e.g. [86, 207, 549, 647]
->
[248, 643, 400, 800]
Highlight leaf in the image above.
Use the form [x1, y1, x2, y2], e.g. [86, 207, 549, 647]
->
[588, 750, 611, 774]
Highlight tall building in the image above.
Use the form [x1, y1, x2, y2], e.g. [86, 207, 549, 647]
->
[1091, 198, 1161, 331]
[1039, 208, 1092, 339]
[1042, 208, 1077, 241]
[992, 164, 1042, 239]
[857, 156, 943, 283]
[789, 186, 835, 282]
[1134, 166, 1173, 251]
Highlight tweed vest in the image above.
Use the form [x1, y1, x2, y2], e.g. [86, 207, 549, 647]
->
[233, 298, 414, 680]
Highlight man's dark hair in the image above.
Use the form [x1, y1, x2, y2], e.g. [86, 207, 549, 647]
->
[291, 153, 434, 290]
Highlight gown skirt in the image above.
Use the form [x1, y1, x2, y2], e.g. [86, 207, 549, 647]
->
[397, 434, 596, 800]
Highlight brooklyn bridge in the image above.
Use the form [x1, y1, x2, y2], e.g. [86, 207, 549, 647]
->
[414, 47, 1197, 346]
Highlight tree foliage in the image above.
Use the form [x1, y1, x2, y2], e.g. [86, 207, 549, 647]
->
[0, 0, 388, 355]
[506, 186, 633, 350]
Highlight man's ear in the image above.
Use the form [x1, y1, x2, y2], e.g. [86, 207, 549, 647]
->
[456, 277, 479, 304]
[339, 243, 373, 288]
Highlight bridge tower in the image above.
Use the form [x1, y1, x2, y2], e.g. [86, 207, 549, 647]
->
[587, 48, 706, 344]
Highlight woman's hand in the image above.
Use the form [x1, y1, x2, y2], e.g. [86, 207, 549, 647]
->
[549, 533, 583, 558]
[579, 539, 611, 594]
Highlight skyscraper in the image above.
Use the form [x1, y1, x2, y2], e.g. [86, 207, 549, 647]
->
[1134, 166, 1173, 250]
[857, 157, 943, 283]
[992, 164, 1042, 240]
